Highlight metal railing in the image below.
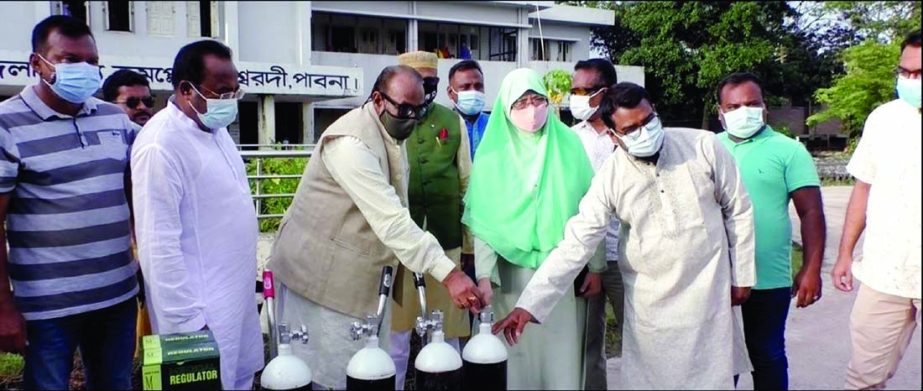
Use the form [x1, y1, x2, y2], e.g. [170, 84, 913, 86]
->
[241, 146, 314, 221]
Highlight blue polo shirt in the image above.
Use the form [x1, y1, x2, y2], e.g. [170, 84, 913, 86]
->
[0, 85, 138, 320]
[717, 126, 820, 290]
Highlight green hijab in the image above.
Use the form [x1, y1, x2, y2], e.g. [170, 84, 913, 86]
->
[462, 68, 594, 269]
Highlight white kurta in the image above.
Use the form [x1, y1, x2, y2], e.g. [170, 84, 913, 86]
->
[516, 128, 756, 389]
[132, 102, 264, 390]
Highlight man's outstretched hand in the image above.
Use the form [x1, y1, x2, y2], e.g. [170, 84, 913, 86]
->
[442, 269, 484, 313]
[492, 307, 535, 345]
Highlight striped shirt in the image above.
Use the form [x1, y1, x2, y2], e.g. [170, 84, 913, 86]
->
[0, 85, 138, 320]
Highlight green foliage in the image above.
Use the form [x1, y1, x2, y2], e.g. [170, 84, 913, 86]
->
[246, 156, 308, 232]
[822, 1, 922, 43]
[774, 124, 796, 139]
[582, 1, 802, 129]
[0, 352, 23, 381]
[543, 69, 572, 106]
[807, 40, 901, 138]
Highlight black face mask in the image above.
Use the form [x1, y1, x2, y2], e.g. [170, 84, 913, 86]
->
[423, 77, 439, 106]
[380, 109, 418, 141]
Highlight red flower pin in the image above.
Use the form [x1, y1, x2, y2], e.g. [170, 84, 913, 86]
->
[436, 128, 449, 146]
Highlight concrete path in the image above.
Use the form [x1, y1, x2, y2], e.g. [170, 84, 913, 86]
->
[606, 186, 922, 390]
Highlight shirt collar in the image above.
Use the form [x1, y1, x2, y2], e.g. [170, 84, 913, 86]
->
[166, 95, 215, 135]
[20, 84, 98, 120]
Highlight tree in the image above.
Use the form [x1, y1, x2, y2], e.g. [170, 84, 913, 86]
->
[806, 41, 901, 138]
[580, 1, 798, 130]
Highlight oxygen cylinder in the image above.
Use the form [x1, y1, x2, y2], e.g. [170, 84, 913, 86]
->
[345, 266, 397, 390]
[462, 306, 508, 390]
[414, 310, 463, 391]
[260, 269, 312, 390]
[261, 323, 313, 390]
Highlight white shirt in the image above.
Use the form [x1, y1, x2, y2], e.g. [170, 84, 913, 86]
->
[515, 128, 755, 389]
[571, 120, 621, 262]
[132, 101, 264, 389]
[847, 99, 922, 299]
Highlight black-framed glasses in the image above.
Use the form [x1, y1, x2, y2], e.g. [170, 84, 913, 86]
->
[380, 91, 430, 119]
[116, 96, 155, 109]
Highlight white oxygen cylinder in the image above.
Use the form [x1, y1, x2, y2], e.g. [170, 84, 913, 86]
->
[461, 306, 508, 390]
[345, 266, 397, 390]
[414, 311, 463, 391]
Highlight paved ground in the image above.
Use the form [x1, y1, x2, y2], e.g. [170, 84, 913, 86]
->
[606, 186, 922, 390]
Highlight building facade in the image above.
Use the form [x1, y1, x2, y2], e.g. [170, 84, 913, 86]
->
[0, 1, 644, 145]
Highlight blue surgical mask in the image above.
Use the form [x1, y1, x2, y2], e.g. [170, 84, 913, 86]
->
[721, 106, 765, 139]
[38, 54, 101, 104]
[188, 84, 239, 130]
[615, 116, 665, 158]
[896, 76, 921, 109]
[454, 89, 486, 116]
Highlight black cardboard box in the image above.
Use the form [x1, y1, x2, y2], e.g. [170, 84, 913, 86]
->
[142, 330, 222, 390]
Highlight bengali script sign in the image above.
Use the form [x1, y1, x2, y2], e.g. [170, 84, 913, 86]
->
[0, 56, 362, 97]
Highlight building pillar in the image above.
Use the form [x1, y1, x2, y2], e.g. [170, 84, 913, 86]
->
[407, 2, 418, 51]
[302, 101, 315, 144]
[297, 1, 312, 66]
[516, 9, 531, 68]
[258, 94, 276, 148]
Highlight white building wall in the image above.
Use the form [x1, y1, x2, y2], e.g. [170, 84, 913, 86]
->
[0, 2, 48, 54]
[529, 23, 589, 60]
[237, 1, 300, 64]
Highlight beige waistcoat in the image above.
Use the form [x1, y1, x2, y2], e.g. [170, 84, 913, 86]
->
[269, 102, 407, 319]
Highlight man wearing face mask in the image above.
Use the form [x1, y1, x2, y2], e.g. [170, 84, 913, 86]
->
[130, 40, 262, 390]
[833, 30, 921, 390]
[494, 82, 756, 389]
[447, 59, 490, 158]
[568, 58, 625, 390]
[0, 15, 139, 389]
[388, 51, 474, 389]
[269, 65, 483, 389]
[715, 72, 825, 391]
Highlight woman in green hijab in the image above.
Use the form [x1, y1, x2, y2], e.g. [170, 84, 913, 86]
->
[463, 68, 600, 389]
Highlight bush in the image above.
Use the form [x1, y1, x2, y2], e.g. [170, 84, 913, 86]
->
[246, 156, 308, 233]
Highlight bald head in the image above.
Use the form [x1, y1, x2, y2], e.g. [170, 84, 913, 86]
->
[370, 65, 425, 116]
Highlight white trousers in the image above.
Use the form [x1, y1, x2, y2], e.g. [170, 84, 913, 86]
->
[388, 330, 461, 390]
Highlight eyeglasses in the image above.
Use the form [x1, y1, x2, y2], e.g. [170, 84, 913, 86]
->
[896, 67, 922, 80]
[612, 112, 659, 140]
[511, 94, 549, 110]
[569, 86, 605, 96]
[188, 82, 245, 100]
[116, 96, 155, 109]
[380, 91, 430, 119]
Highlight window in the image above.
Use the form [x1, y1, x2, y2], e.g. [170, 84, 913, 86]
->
[531, 39, 574, 62]
[419, 22, 516, 62]
[186, 1, 219, 38]
[106, 1, 131, 32]
[60, 1, 88, 24]
[147, 2, 175, 36]
[311, 12, 406, 55]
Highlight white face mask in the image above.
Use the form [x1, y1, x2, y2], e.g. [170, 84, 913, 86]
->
[569, 89, 604, 121]
[615, 116, 665, 158]
[722, 106, 765, 139]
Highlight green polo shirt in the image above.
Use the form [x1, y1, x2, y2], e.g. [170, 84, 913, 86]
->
[718, 126, 820, 290]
